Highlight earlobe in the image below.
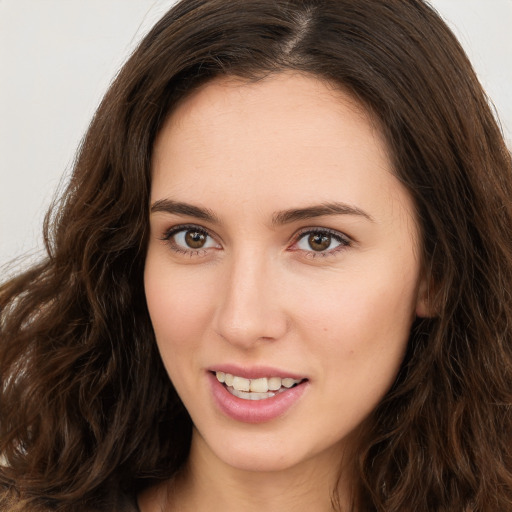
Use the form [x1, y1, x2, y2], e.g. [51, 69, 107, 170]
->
[415, 275, 435, 318]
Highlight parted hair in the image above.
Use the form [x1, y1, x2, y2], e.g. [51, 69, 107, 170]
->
[1, 0, 512, 510]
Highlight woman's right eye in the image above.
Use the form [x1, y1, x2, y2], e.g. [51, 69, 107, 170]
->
[162, 226, 221, 254]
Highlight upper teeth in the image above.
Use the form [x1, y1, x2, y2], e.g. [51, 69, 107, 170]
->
[215, 372, 301, 392]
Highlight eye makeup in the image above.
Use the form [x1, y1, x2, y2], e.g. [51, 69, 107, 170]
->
[159, 223, 352, 260]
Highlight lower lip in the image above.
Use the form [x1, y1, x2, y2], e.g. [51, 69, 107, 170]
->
[208, 373, 308, 424]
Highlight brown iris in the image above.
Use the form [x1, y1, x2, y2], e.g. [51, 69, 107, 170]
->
[185, 230, 207, 249]
[308, 233, 331, 251]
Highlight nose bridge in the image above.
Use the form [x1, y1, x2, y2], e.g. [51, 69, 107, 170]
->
[214, 245, 287, 347]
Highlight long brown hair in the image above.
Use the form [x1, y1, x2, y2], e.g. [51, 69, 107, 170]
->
[1, 1, 512, 510]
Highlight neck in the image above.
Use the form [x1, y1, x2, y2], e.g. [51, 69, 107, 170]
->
[144, 429, 355, 512]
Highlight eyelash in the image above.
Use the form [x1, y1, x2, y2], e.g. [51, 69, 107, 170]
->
[291, 227, 351, 258]
[160, 224, 352, 258]
[161, 224, 218, 257]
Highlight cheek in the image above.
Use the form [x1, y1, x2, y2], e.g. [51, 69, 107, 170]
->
[299, 270, 415, 332]
[144, 258, 215, 367]
[293, 264, 418, 377]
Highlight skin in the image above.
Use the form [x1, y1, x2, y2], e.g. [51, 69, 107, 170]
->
[142, 72, 429, 512]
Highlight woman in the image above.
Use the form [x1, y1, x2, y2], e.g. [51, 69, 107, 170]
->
[1, 0, 511, 511]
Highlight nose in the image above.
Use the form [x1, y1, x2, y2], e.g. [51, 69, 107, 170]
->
[213, 250, 289, 349]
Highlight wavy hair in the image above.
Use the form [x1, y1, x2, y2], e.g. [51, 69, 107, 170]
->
[1, 0, 512, 510]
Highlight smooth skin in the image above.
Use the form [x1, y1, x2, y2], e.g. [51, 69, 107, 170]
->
[142, 72, 429, 512]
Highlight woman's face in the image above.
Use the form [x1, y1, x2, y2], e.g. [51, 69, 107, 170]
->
[145, 72, 428, 474]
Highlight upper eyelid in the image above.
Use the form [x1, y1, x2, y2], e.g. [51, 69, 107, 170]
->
[161, 224, 349, 235]
[293, 226, 352, 242]
[162, 223, 217, 240]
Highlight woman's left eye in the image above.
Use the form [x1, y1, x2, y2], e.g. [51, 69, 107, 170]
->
[293, 229, 350, 255]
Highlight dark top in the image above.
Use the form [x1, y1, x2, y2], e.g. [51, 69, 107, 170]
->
[117, 492, 140, 512]
[93, 489, 140, 512]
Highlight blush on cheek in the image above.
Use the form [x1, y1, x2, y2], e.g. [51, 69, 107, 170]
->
[145, 279, 212, 350]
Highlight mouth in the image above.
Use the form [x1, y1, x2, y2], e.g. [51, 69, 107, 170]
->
[208, 368, 309, 423]
[213, 371, 307, 401]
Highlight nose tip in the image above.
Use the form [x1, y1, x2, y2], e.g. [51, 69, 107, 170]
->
[213, 262, 288, 348]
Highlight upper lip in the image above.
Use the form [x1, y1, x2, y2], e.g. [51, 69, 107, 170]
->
[208, 364, 307, 380]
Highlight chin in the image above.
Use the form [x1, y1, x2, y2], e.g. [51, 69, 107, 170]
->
[196, 427, 308, 473]
[220, 448, 303, 473]
[198, 425, 344, 476]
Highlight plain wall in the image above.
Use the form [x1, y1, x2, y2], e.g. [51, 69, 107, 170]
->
[1, 0, 511, 272]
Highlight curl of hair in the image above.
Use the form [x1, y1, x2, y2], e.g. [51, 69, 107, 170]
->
[1, 1, 512, 510]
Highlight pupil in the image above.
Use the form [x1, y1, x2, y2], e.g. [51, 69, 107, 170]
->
[185, 230, 206, 249]
[309, 233, 331, 251]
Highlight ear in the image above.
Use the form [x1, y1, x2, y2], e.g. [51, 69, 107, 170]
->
[415, 274, 436, 318]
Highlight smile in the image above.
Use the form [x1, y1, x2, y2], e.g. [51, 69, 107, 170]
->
[215, 371, 303, 401]
[208, 370, 309, 423]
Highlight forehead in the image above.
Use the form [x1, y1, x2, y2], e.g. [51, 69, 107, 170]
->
[156, 73, 380, 152]
[151, 72, 412, 225]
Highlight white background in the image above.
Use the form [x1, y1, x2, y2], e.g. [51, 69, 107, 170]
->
[1, 0, 511, 273]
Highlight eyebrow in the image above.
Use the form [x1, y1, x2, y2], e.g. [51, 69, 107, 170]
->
[271, 202, 374, 225]
[150, 199, 221, 224]
[150, 199, 373, 225]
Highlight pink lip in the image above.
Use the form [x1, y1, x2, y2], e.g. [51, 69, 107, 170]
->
[207, 372, 309, 424]
[207, 364, 306, 380]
